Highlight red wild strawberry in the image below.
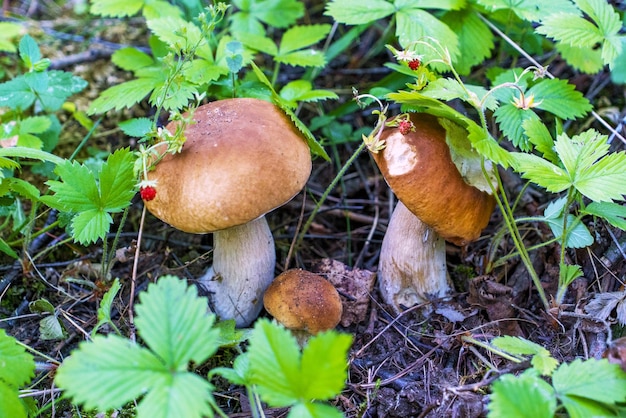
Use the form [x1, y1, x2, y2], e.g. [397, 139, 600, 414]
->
[398, 119, 414, 135]
[408, 59, 421, 71]
[140, 185, 157, 201]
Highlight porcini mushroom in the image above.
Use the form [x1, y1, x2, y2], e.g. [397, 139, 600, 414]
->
[145, 98, 311, 326]
[370, 113, 496, 312]
[263, 269, 343, 338]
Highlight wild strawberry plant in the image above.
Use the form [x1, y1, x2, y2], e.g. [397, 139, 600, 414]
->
[54, 275, 352, 418]
[485, 336, 626, 417]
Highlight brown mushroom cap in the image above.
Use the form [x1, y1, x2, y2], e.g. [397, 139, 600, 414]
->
[371, 113, 495, 246]
[145, 98, 312, 233]
[263, 269, 343, 335]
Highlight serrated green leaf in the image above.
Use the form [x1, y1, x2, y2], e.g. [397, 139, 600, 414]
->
[529, 78, 591, 120]
[44, 160, 99, 212]
[559, 396, 619, 418]
[119, 118, 153, 138]
[31, 70, 87, 112]
[497, 104, 542, 150]
[90, 0, 143, 17]
[559, 263, 583, 288]
[542, 198, 593, 248]
[247, 0, 304, 28]
[112, 47, 154, 71]
[70, 209, 112, 245]
[248, 319, 302, 406]
[421, 78, 469, 102]
[210, 352, 251, 386]
[19, 116, 51, 134]
[553, 358, 626, 405]
[492, 336, 550, 357]
[510, 152, 571, 193]
[557, 43, 604, 74]
[477, 0, 579, 21]
[135, 373, 215, 418]
[8, 178, 40, 201]
[0, 329, 35, 388]
[576, 0, 622, 66]
[522, 118, 558, 163]
[442, 8, 494, 75]
[0, 76, 36, 110]
[279, 25, 331, 54]
[135, 276, 220, 368]
[555, 130, 626, 202]
[324, 0, 395, 24]
[18, 35, 41, 68]
[300, 332, 352, 400]
[99, 148, 136, 211]
[583, 201, 626, 230]
[531, 353, 560, 377]
[289, 402, 344, 418]
[395, 8, 459, 61]
[146, 17, 203, 52]
[276, 50, 327, 68]
[488, 371, 556, 418]
[88, 77, 157, 114]
[0, 383, 26, 418]
[55, 334, 167, 411]
[537, 13, 602, 48]
[29, 299, 55, 314]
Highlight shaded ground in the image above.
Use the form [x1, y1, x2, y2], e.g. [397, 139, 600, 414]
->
[1, 1, 626, 417]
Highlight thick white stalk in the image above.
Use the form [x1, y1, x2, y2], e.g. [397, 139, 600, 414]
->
[199, 217, 275, 327]
[378, 201, 450, 313]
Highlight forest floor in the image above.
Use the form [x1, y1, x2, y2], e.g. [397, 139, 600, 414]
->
[2, 1, 626, 417]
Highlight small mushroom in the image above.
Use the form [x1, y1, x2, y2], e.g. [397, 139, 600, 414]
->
[370, 113, 496, 312]
[145, 98, 311, 327]
[263, 269, 343, 338]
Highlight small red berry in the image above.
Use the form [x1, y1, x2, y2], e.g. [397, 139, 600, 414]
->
[398, 119, 414, 135]
[140, 186, 157, 201]
[408, 59, 421, 71]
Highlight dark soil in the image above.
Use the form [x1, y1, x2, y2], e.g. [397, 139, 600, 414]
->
[1, 1, 626, 417]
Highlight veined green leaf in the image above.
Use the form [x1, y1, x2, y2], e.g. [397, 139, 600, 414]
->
[528, 78, 591, 120]
[557, 43, 604, 74]
[488, 370, 556, 418]
[119, 118, 153, 138]
[583, 201, 626, 230]
[247, 0, 304, 28]
[442, 8, 494, 75]
[248, 319, 302, 406]
[395, 8, 459, 62]
[55, 334, 167, 411]
[99, 148, 137, 212]
[542, 197, 593, 248]
[536, 13, 602, 47]
[135, 276, 220, 368]
[279, 25, 331, 54]
[146, 17, 204, 53]
[88, 77, 157, 114]
[90, 0, 144, 17]
[300, 332, 352, 401]
[553, 359, 626, 405]
[324, 0, 395, 24]
[510, 152, 571, 193]
[0, 329, 35, 388]
[494, 103, 542, 150]
[559, 263, 583, 287]
[55, 277, 221, 416]
[276, 50, 327, 67]
[476, 0, 579, 21]
[44, 161, 100, 212]
[112, 48, 154, 71]
[522, 118, 558, 163]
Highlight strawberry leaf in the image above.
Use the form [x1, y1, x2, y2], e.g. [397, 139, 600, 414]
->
[552, 358, 626, 405]
[528, 78, 591, 120]
[55, 276, 221, 417]
[0, 329, 35, 388]
[41, 148, 136, 245]
[488, 370, 556, 418]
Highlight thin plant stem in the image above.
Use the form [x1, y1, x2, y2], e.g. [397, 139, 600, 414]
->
[129, 204, 148, 343]
[294, 141, 367, 250]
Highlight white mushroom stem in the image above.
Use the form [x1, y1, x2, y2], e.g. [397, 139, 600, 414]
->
[378, 201, 450, 313]
[199, 217, 276, 327]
